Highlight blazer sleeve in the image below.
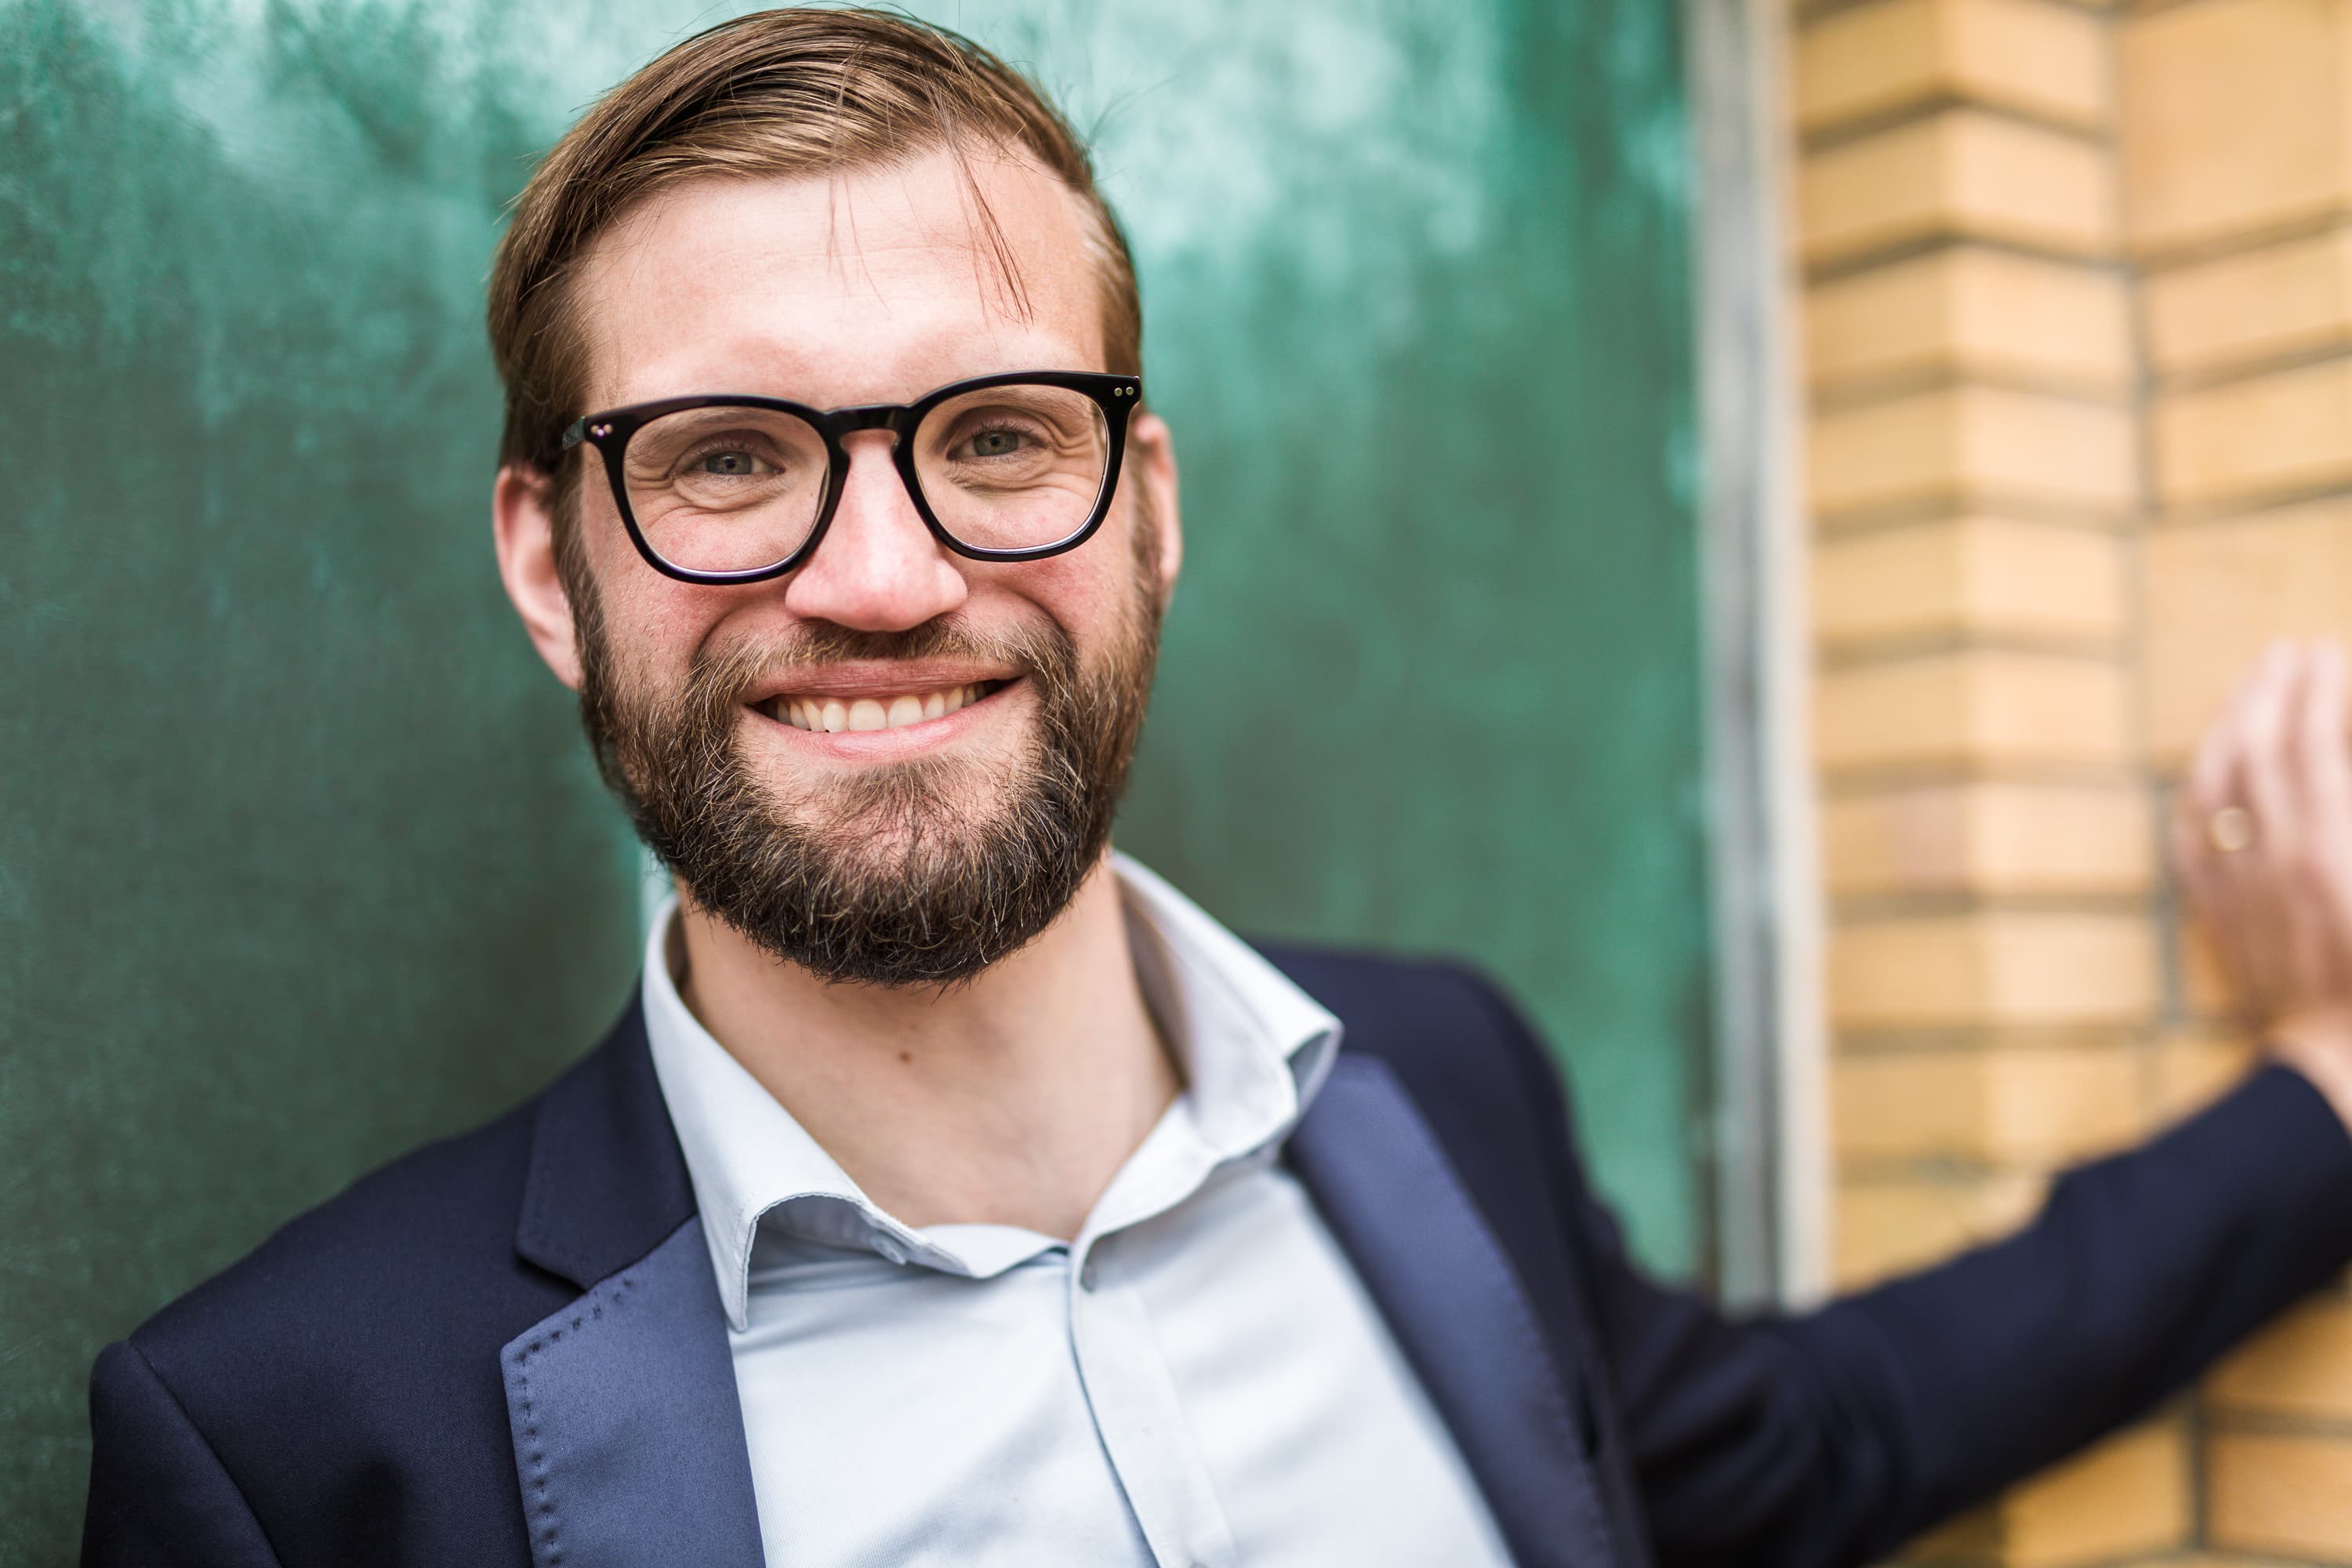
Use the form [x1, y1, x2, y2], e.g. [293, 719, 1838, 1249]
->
[1472, 979, 2352, 1568]
[82, 1339, 284, 1568]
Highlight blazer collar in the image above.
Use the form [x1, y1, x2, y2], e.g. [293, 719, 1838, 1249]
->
[503, 1215, 765, 1568]
[513, 996, 699, 1292]
[503, 1000, 764, 1567]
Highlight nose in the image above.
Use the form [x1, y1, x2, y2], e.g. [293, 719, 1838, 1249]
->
[781, 430, 967, 631]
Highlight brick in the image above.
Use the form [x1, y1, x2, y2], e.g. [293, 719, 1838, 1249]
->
[1822, 781, 2153, 898]
[1999, 1418, 2193, 1568]
[2122, 0, 2352, 255]
[1802, 109, 2118, 267]
[2209, 1429, 2352, 1557]
[1833, 1044, 2143, 1164]
[1811, 385, 2136, 520]
[1829, 911, 2158, 1030]
[1806, 246, 2131, 395]
[1900, 1503, 2000, 1561]
[2144, 226, 2352, 379]
[1813, 516, 2124, 649]
[2154, 357, 2352, 513]
[1816, 650, 2128, 772]
[1834, 1168, 2043, 1286]
[2210, 1298, 2352, 1421]
[2141, 499, 2352, 759]
[1797, 0, 2111, 135]
[2153, 1029, 2258, 1122]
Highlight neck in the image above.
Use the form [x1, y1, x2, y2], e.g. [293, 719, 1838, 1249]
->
[672, 851, 1179, 1241]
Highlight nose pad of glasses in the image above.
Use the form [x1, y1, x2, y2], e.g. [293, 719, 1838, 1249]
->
[834, 405, 909, 437]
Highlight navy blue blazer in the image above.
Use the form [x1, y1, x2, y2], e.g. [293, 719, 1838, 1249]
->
[82, 948, 2352, 1567]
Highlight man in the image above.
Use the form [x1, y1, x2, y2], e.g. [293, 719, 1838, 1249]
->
[78, 10, 2352, 1566]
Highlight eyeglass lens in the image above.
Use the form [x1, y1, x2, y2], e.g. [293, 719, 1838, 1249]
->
[619, 383, 1112, 574]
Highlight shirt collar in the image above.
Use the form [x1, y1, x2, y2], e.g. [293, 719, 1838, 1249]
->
[641, 851, 1343, 1331]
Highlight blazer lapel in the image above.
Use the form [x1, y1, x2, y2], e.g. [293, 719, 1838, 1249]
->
[502, 1216, 764, 1568]
[1289, 1054, 1619, 1568]
[500, 1001, 764, 1568]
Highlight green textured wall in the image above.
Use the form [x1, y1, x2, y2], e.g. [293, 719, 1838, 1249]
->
[1014, 0, 1711, 1276]
[0, 3, 647, 1555]
[0, 1, 1704, 1557]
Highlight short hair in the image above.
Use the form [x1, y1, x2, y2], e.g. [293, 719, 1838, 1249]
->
[485, 6, 1142, 491]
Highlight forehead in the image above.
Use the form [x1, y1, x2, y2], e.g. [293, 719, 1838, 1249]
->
[572, 146, 1105, 412]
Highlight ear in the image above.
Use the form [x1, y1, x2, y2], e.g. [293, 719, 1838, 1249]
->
[493, 464, 585, 691]
[1128, 410, 1181, 610]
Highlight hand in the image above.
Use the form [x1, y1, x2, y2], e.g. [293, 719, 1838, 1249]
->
[2174, 641, 2352, 1130]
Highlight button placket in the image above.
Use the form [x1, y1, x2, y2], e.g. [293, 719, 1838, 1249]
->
[1065, 1252, 1238, 1568]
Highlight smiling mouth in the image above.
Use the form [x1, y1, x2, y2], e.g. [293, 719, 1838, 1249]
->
[757, 679, 1014, 734]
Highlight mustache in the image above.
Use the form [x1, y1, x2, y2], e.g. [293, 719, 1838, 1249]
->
[688, 617, 1062, 707]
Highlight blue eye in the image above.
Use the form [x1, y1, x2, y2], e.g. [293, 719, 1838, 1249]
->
[960, 429, 1027, 459]
[700, 450, 760, 476]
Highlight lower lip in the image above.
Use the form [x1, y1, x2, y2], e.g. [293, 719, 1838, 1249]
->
[745, 680, 1022, 761]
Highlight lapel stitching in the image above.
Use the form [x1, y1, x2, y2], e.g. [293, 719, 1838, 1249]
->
[504, 1268, 646, 1566]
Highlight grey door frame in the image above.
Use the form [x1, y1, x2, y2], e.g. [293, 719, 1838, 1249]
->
[1687, 0, 1826, 1308]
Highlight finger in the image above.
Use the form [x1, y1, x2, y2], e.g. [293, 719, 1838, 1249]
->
[2198, 837, 2287, 1025]
[2287, 635, 2337, 786]
[2186, 656, 2266, 818]
[2299, 643, 2352, 990]
[2231, 641, 2303, 862]
[2177, 656, 2265, 916]
[2179, 648, 2297, 1022]
[2201, 646, 2304, 1021]
[2298, 641, 2352, 824]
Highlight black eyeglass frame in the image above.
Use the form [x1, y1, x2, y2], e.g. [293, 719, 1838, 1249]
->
[561, 369, 1143, 586]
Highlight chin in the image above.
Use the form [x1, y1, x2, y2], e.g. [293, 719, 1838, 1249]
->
[742, 751, 1005, 851]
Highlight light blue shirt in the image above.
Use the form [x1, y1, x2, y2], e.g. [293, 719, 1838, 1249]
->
[642, 852, 1512, 1568]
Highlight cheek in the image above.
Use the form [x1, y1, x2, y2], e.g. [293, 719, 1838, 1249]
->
[586, 557, 738, 694]
[1001, 492, 1161, 621]
[579, 479, 744, 648]
[965, 551, 1138, 649]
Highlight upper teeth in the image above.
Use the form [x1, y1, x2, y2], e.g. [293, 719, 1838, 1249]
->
[772, 683, 992, 733]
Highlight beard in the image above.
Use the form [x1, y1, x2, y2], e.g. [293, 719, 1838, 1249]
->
[568, 512, 1163, 988]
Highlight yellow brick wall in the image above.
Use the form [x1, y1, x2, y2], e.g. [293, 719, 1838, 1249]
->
[1785, 0, 2352, 1559]
[2129, 0, 2352, 1558]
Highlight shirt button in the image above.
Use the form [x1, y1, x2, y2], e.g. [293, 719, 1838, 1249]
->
[1079, 1260, 1099, 1291]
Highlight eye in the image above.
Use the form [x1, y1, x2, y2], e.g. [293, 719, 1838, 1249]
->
[696, 448, 768, 477]
[956, 426, 1032, 460]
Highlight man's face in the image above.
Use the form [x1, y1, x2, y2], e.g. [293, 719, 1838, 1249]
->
[517, 147, 1179, 985]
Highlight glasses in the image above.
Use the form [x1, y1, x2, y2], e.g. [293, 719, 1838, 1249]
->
[562, 370, 1142, 586]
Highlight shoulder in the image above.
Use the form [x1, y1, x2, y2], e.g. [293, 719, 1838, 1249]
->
[129, 1094, 564, 1393]
[128, 996, 677, 1377]
[1252, 939, 1606, 1328]
[115, 1045, 596, 1467]
[87, 1065, 596, 1565]
[136, 1098, 539, 1348]
[1249, 938, 1566, 1120]
[1250, 938, 1585, 1208]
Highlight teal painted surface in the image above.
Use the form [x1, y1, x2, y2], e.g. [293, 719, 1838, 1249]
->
[0, 3, 648, 1557]
[953, 1, 1711, 1269]
[1, 0, 1704, 1555]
